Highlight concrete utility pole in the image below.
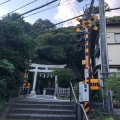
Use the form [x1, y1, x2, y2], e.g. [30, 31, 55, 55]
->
[99, 0, 109, 111]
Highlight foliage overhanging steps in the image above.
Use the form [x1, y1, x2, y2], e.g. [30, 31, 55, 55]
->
[7, 97, 76, 120]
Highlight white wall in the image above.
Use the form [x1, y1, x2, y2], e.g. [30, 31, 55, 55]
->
[94, 24, 120, 84]
[95, 25, 120, 66]
[107, 26, 120, 33]
[106, 26, 120, 43]
[108, 45, 120, 65]
[109, 68, 118, 73]
[107, 33, 115, 43]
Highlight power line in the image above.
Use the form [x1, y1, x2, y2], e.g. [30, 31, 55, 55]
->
[23, 0, 70, 19]
[70, 0, 80, 15]
[58, 0, 62, 5]
[0, 0, 11, 6]
[28, 14, 84, 34]
[106, 7, 120, 12]
[24, 4, 59, 18]
[93, 6, 120, 13]
[11, 0, 59, 20]
[28, 7, 120, 34]
[0, 0, 38, 19]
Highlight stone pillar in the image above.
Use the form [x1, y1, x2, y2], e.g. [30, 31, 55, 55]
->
[55, 75, 58, 96]
[30, 67, 38, 96]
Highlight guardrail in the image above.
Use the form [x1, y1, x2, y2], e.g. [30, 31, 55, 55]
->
[70, 82, 89, 120]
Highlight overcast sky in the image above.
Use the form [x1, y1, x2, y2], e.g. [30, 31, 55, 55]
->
[0, 0, 120, 26]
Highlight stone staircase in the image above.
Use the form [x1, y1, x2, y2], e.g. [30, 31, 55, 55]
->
[7, 97, 76, 120]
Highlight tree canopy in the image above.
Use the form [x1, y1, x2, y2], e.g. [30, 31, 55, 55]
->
[0, 14, 36, 102]
[106, 72, 120, 102]
[52, 68, 76, 88]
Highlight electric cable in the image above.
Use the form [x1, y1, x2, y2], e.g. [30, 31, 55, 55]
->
[0, 0, 38, 18]
[93, 7, 120, 13]
[58, 0, 62, 5]
[28, 14, 84, 34]
[70, 0, 80, 15]
[23, 0, 70, 19]
[28, 7, 120, 34]
[0, 0, 11, 6]
[10, 0, 59, 20]
[1, 0, 69, 24]
[24, 4, 59, 18]
[46, 0, 53, 8]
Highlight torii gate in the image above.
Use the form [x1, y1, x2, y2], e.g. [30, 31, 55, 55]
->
[29, 63, 66, 96]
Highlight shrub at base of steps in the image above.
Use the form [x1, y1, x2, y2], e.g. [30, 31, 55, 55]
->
[0, 98, 17, 120]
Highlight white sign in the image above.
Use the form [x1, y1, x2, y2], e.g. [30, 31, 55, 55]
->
[84, 68, 89, 79]
[79, 82, 89, 102]
[83, 84, 89, 101]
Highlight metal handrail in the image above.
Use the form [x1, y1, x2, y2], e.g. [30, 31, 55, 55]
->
[70, 82, 89, 120]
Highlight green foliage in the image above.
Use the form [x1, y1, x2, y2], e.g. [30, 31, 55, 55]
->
[105, 117, 114, 120]
[91, 111, 120, 120]
[52, 68, 76, 88]
[91, 90, 103, 102]
[35, 27, 85, 73]
[0, 13, 36, 103]
[106, 72, 120, 102]
[0, 100, 7, 112]
[0, 59, 15, 73]
[93, 2, 110, 13]
[106, 16, 120, 23]
[33, 18, 55, 30]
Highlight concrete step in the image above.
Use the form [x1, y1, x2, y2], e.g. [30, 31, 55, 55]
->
[8, 113, 76, 120]
[13, 103, 74, 109]
[12, 108, 75, 114]
[17, 100, 73, 105]
[7, 97, 76, 120]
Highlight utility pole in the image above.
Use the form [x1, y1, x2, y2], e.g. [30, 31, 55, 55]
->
[99, 0, 109, 111]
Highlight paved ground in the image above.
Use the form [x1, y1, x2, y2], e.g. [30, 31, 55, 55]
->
[20, 95, 70, 102]
[113, 108, 120, 116]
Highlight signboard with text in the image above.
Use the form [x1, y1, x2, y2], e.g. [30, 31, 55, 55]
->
[79, 82, 89, 102]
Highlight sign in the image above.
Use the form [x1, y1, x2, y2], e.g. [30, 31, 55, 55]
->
[83, 84, 89, 101]
[82, 59, 92, 65]
[90, 79, 100, 90]
[82, 60, 86, 65]
[84, 68, 89, 79]
[79, 82, 89, 102]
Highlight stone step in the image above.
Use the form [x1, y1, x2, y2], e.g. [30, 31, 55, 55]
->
[12, 108, 75, 114]
[8, 113, 76, 120]
[17, 100, 73, 105]
[13, 103, 74, 109]
[6, 97, 76, 120]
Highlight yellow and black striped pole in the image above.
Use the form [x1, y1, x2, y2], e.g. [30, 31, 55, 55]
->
[76, 15, 98, 120]
[84, 26, 91, 119]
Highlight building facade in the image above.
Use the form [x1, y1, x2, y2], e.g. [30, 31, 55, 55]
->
[93, 23, 120, 85]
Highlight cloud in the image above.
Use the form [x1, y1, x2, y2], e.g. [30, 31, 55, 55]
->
[0, 10, 6, 19]
[24, 18, 34, 24]
[105, 0, 120, 17]
[16, 9, 22, 14]
[54, 0, 83, 27]
[54, 0, 120, 25]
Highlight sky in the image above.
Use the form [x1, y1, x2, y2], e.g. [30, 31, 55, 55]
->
[0, 0, 120, 26]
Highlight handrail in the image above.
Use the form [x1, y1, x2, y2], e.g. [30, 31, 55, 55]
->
[18, 86, 23, 96]
[70, 82, 89, 120]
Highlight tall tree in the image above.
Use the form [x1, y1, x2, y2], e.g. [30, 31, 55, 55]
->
[34, 27, 85, 81]
[33, 18, 55, 30]
[0, 14, 36, 101]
